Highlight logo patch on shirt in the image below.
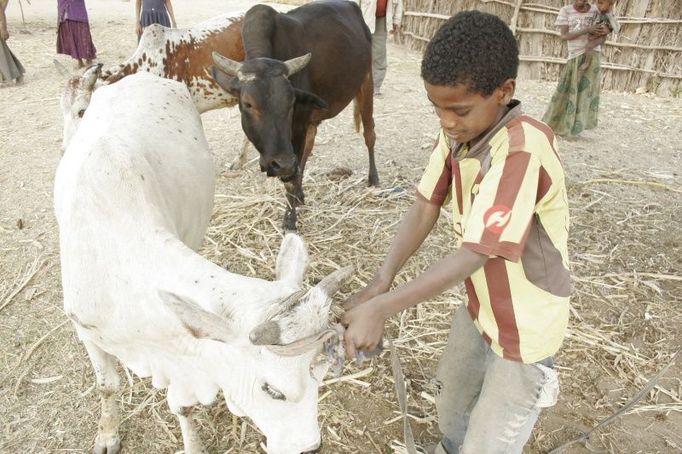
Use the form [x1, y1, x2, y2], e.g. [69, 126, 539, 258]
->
[484, 205, 512, 234]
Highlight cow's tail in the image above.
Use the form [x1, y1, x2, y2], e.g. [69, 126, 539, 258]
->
[353, 98, 362, 133]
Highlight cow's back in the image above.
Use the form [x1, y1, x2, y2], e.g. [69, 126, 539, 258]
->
[56, 72, 213, 235]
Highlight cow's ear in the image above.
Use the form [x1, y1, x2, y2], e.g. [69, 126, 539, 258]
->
[275, 233, 308, 284]
[158, 290, 235, 344]
[211, 66, 241, 97]
[294, 88, 328, 110]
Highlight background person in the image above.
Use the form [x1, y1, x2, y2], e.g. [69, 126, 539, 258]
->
[0, 0, 24, 85]
[136, 0, 176, 39]
[353, 0, 403, 97]
[57, 0, 97, 69]
[542, 0, 608, 137]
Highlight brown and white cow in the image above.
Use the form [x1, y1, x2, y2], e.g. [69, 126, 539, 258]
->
[58, 13, 246, 152]
[101, 13, 245, 113]
[211, 1, 378, 231]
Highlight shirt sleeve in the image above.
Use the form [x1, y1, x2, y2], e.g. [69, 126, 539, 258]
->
[555, 6, 569, 27]
[416, 130, 452, 206]
[461, 151, 541, 262]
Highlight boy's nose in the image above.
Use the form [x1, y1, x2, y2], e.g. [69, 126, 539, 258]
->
[440, 116, 458, 130]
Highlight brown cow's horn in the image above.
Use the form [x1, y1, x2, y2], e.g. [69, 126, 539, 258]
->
[212, 51, 243, 77]
[284, 53, 312, 77]
[316, 265, 355, 297]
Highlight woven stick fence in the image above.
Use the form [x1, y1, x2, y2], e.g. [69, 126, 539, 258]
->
[402, 0, 682, 97]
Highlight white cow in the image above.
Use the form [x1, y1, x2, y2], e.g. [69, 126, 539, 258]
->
[55, 71, 350, 454]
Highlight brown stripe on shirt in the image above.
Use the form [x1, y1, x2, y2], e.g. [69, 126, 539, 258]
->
[452, 160, 464, 214]
[479, 151, 532, 247]
[484, 258, 522, 361]
[465, 278, 480, 320]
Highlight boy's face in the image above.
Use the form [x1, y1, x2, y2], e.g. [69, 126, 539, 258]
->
[596, 0, 614, 13]
[424, 80, 515, 146]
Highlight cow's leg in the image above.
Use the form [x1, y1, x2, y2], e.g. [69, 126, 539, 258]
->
[283, 125, 316, 231]
[173, 406, 208, 454]
[357, 72, 379, 186]
[82, 339, 122, 454]
[229, 137, 252, 170]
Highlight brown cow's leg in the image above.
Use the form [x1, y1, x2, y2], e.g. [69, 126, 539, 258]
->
[282, 125, 316, 231]
[357, 72, 379, 186]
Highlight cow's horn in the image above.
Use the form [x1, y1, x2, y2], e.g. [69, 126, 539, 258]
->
[284, 53, 312, 77]
[316, 265, 355, 297]
[249, 320, 282, 345]
[212, 51, 243, 77]
[81, 63, 103, 91]
[265, 328, 338, 357]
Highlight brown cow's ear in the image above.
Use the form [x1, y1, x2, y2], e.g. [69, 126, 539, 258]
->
[211, 66, 241, 97]
[294, 88, 327, 110]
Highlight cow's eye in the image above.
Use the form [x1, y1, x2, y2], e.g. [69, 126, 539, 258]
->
[242, 102, 252, 109]
[261, 382, 286, 401]
[77, 109, 86, 118]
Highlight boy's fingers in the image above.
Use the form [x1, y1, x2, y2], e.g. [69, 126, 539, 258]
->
[345, 337, 357, 360]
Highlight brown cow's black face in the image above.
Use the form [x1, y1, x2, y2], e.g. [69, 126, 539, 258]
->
[211, 57, 327, 181]
[239, 76, 299, 179]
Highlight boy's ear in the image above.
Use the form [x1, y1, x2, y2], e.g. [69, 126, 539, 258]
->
[497, 78, 516, 105]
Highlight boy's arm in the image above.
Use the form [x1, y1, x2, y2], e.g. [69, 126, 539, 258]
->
[342, 245, 487, 358]
[343, 196, 441, 309]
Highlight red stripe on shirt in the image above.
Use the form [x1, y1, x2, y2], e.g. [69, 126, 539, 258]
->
[464, 278, 480, 320]
[537, 166, 552, 202]
[484, 258, 521, 360]
[429, 159, 452, 206]
[452, 160, 463, 215]
[479, 151, 531, 247]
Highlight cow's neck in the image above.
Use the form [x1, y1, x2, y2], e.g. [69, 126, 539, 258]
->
[150, 231, 292, 329]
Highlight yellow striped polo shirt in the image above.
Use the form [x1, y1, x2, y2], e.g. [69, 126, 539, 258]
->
[417, 101, 571, 363]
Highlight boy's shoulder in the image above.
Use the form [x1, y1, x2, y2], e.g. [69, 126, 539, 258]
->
[493, 113, 557, 159]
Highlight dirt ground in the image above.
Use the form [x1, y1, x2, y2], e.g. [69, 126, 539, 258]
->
[1, 1, 681, 453]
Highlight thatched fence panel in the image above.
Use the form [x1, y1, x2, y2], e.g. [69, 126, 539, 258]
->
[402, 0, 682, 97]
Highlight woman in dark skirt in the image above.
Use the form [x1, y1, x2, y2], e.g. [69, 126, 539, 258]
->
[1, 0, 25, 85]
[135, 0, 176, 39]
[56, 0, 97, 68]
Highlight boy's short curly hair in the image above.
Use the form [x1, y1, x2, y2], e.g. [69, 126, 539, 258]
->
[421, 10, 519, 96]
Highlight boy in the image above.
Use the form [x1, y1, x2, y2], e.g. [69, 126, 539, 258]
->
[579, 0, 620, 72]
[341, 11, 569, 454]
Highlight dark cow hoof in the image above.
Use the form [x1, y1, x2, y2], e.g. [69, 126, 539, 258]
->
[368, 174, 379, 187]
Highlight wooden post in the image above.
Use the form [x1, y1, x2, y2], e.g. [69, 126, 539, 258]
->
[509, 0, 523, 36]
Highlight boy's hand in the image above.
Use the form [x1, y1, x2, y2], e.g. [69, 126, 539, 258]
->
[341, 299, 387, 361]
[342, 276, 390, 310]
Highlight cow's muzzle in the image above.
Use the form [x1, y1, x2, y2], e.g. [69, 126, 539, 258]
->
[259, 155, 297, 179]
